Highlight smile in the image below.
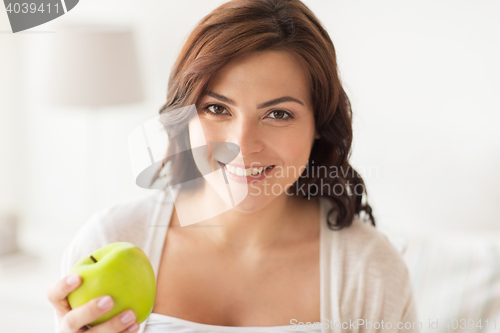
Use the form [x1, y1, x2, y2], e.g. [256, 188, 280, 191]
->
[217, 161, 275, 184]
[222, 163, 273, 176]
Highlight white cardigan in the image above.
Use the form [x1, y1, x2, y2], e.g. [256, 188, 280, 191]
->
[56, 187, 419, 333]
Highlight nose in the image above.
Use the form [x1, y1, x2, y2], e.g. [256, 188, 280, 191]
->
[227, 115, 265, 159]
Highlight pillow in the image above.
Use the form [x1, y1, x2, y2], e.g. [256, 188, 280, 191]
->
[402, 232, 500, 333]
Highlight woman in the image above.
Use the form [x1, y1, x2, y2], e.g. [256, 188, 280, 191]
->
[47, 0, 419, 332]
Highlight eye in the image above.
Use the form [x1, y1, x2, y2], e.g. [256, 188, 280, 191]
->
[201, 103, 294, 122]
[267, 110, 293, 122]
[202, 104, 229, 116]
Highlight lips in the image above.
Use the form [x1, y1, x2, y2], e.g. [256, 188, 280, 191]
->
[217, 161, 275, 184]
[218, 161, 274, 176]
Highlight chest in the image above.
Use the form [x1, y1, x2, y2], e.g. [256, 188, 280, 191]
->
[152, 217, 321, 326]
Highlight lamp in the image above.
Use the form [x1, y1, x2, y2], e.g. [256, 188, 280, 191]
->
[0, 214, 19, 257]
[44, 24, 145, 215]
[44, 24, 144, 107]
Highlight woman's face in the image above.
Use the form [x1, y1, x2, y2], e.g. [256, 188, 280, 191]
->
[188, 49, 318, 213]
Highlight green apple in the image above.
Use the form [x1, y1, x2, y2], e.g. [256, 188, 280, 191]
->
[67, 242, 156, 326]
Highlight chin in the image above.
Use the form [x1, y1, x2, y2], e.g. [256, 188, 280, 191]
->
[231, 194, 275, 214]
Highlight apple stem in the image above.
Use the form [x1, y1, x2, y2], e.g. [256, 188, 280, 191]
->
[90, 255, 97, 263]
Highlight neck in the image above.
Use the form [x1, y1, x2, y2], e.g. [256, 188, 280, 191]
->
[171, 181, 319, 253]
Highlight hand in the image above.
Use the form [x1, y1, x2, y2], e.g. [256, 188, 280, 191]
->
[47, 273, 140, 333]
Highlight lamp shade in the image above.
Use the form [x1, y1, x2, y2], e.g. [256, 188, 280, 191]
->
[44, 24, 144, 107]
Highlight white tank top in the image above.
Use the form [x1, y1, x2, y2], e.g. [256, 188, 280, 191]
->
[145, 312, 322, 333]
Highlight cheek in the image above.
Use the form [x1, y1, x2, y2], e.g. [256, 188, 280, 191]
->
[188, 117, 209, 148]
[189, 117, 225, 147]
[283, 136, 312, 168]
[278, 125, 315, 164]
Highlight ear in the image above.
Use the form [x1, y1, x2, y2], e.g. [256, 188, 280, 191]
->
[314, 131, 321, 139]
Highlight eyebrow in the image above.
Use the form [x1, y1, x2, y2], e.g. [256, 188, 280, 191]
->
[204, 91, 304, 109]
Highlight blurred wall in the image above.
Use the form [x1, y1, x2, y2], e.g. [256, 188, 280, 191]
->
[1, 0, 499, 263]
[0, 11, 23, 217]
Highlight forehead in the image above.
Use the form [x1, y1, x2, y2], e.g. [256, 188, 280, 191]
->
[204, 50, 312, 108]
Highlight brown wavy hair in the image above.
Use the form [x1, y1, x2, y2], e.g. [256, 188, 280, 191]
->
[157, 0, 375, 230]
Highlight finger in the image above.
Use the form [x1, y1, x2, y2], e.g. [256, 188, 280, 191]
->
[46, 273, 81, 316]
[87, 309, 139, 333]
[60, 295, 114, 333]
[119, 322, 140, 333]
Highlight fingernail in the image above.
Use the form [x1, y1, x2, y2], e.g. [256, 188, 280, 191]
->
[121, 311, 134, 324]
[97, 295, 113, 310]
[66, 274, 79, 285]
[127, 323, 138, 331]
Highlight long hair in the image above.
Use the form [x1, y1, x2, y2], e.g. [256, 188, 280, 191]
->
[157, 0, 375, 230]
